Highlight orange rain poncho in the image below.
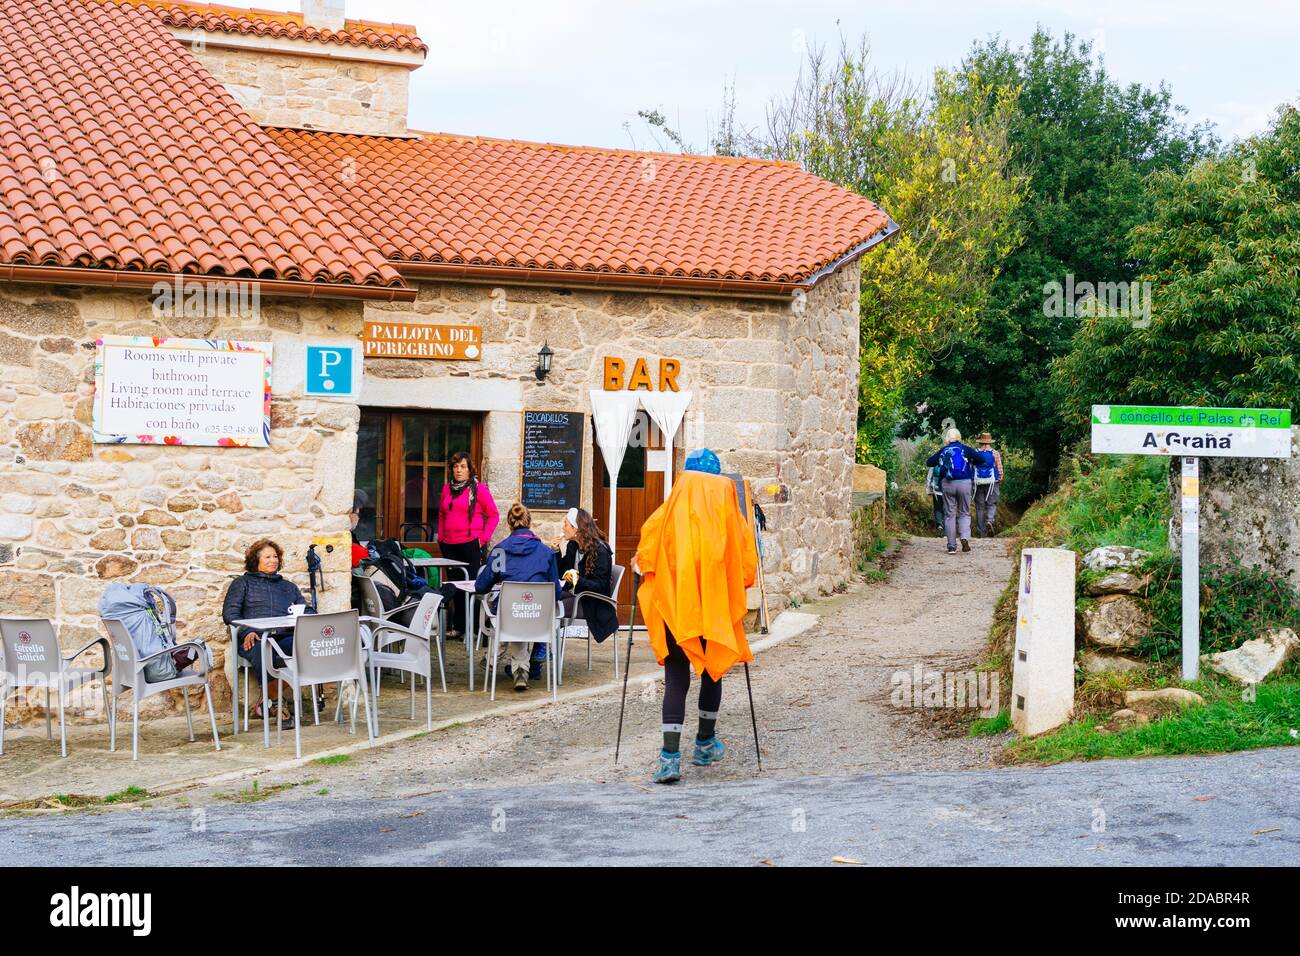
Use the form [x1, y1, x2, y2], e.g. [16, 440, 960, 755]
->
[635, 470, 758, 681]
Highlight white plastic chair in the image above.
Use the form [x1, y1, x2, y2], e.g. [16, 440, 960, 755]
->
[481, 582, 560, 703]
[363, 592, 446, 733]
[263, 609, 374, 758]
[557, 564, 625, 682]
[0, 618, 111, 758]
[101, 618, 221, 761]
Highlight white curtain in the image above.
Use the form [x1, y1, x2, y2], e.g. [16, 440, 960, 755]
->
[589, 390, 642, 550]
[639, 389, 693, 501]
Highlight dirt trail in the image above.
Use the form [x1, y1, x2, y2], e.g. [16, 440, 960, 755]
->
[173, 535, 1016, 803]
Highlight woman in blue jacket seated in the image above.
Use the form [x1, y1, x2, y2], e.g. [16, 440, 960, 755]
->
[925, 428, 995, 555]
[474, 502, 563, 692]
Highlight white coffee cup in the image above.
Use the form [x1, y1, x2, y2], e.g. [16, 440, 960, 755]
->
[289, 604, 306, 617]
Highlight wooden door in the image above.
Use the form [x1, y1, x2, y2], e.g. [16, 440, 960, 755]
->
[592, 411, 664, 623]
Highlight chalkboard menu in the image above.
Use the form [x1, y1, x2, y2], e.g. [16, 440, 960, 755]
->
[520, 410, 585, 510]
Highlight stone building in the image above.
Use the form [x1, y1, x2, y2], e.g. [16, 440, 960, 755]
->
[0, 0, 896, 717]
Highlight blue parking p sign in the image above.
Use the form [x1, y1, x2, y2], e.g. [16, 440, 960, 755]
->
[305, 345, 356, 398]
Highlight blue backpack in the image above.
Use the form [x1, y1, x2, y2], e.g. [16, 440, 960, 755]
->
[939, 443, 973, 481]
[974, 457, 998, 485]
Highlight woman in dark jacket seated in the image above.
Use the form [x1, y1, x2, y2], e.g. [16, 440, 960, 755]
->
[555, 508, 618, 646]
[474, 503, 562, 692]
[221, 538, 312, 727]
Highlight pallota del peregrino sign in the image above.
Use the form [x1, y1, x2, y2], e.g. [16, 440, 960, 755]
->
[1091, 404, 1292, 458]
[363, 321, 481, 360]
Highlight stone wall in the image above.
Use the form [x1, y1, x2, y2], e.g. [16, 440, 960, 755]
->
[0, 284, 362, 721]
[1167, 431, 1300, 583]
[1, 263, 862, 722]
[360, 264, 861, 602]
[186, 43, 413, 136]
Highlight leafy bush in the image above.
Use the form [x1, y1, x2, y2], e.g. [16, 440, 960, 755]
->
[1141, 553, 1300, 662]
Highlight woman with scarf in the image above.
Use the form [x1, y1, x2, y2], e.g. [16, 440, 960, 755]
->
[438, 452, 499, 637]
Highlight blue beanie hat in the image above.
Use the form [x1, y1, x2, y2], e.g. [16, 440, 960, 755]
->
[684, 448, 721, 474]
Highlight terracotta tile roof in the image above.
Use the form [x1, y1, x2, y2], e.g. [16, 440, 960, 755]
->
[270, 129, 895, 287]
[0, 0, 404, 290]
[124, 0, 428, 54]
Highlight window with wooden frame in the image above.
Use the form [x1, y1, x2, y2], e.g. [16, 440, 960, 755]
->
[354, 409, 483, 548]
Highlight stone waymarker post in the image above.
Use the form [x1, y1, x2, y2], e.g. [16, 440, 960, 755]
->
[1010, 548, 1077, 736]
[1091, 404, 1292, 680]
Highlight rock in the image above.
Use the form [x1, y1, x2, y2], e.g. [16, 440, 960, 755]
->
[1082, 545, 1151, 572]
[16, 421, 92, 461]
[215, 491, 243, 513]
[1109, 708, 1150, 724]
[1080, 651, 1147, 675]
[1125, 688, 1205, 711]
[1203, 628, 1300, 685]
[138, 508, 180, 527]
[95, 554, 138, 579]
[1085, 571, 1149, 597]
[89, 528, 127, 551]
[1081, 595, 1150, 650]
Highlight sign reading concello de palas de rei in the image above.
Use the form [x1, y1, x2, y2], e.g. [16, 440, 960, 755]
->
[363, 321, 482, 360]
[1090, 403, 1293, 681]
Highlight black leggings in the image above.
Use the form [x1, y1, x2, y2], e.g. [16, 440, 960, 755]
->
[662, 627, 722, 726]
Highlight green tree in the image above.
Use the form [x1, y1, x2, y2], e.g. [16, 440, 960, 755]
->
[1054, 104, 1300, 427]
[901, 30, 1213, 489]
[764, 37, 1025, 469]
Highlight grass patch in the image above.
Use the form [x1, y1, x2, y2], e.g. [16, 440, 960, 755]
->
[0, 785, 153, 812]
[1005, 678, 1300, 764]
[102, 785, 150, 805]
[216, 779, 304, 804]
[313, 754, 351, 766]
[969, 709, 1011, 737]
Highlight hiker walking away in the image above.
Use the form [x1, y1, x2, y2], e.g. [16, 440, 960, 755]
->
[925, 462, 944, 534]
[438, 451, 499, 638]
[634, 448, 757, 784]
[925, 428, 994, 555]
[973, 432, 1003, 538]
[473, 503, 562, 692]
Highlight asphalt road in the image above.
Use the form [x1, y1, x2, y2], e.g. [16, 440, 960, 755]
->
[5, 747, 1297, 866]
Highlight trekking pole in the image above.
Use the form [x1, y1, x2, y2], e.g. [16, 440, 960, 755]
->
[744, 661, 762, 772]
[306, 545, 321, 612]
[613, 570, 641, 766]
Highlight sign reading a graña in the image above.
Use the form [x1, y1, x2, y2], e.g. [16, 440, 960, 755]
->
[1091, 404, 1292, 458]
[363, 321, 481, 360]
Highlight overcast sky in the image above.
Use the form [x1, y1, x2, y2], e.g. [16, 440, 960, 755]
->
[349, 0, 1297, 150]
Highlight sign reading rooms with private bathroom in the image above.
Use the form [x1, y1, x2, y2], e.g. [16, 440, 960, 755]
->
[1091, 404, 1292, 458]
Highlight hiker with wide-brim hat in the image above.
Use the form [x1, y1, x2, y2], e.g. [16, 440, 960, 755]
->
[973, 432, 1003, 538]
[634, 448, 758, 784]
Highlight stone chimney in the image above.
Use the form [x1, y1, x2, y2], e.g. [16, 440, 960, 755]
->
[166, 1, 425, 136]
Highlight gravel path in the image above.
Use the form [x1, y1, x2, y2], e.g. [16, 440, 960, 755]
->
[164, 534, 1015, 804]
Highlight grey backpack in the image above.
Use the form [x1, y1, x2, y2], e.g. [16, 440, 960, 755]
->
[98, 584, 197, 682]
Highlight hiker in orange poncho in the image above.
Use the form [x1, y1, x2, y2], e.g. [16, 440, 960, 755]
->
[634, 448, 757, 784]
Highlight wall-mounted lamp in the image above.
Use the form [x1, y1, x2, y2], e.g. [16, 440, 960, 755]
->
[535, 342, 553, 382]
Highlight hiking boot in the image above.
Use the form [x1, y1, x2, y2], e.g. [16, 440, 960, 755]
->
[692, 735, 726, 766]
[528, 660, 543, 681]
[514, 669, 528, 692]
[947, 546, 957, 554]
[961, 538, 971, 552]
[653, 750, 682, 784]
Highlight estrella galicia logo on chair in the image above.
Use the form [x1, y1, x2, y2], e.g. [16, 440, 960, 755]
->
[15, 631, 45, 663]
[310, 625, 344, 658]
[512, 593, 542, 619]
[50, 886, 151, 936]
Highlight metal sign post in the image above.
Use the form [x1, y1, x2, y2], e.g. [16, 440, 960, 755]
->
[1181, 457, 1200, 680]
[1090, 405, 1292, 685]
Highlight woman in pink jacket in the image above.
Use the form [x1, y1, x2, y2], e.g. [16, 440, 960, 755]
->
[439, 451, 499, 637]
